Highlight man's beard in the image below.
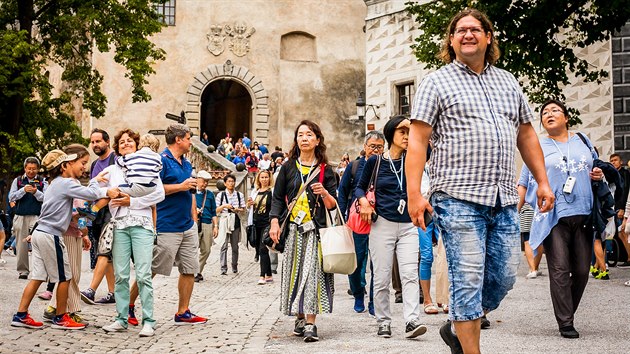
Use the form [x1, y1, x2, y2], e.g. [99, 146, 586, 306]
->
[93, 146, 106, 156]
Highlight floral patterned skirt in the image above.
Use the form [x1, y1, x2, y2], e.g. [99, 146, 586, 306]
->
[280, 223, 334, 315]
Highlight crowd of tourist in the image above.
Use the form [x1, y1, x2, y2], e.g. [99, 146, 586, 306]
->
[3, 8, 630, 354]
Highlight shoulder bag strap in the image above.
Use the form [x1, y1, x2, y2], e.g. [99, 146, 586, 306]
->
[368, 155, 381, 191]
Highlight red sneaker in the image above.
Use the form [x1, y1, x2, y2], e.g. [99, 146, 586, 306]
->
[128, 305, 139, 326]
[11, 313, 43, 329]
[174, 309, 207, 325]
[51, 313, 86, 330]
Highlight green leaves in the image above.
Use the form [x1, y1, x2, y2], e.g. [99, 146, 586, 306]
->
[406, 0, 630, 127]
[0, 0, 167, 174]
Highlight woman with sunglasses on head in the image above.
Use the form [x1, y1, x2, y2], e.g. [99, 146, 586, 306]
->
[518, 99, 604, 339]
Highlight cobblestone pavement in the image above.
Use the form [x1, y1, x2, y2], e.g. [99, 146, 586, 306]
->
[1, 245, 629, 353]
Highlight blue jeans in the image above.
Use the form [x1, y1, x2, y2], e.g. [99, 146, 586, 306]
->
[348, 232, 374, 305]
[431, 192, 520, 321]
[112, 226, 155, 327]
[418, 221, 439, 281]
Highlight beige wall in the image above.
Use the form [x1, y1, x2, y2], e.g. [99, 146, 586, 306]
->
[81, 0, 366, 162]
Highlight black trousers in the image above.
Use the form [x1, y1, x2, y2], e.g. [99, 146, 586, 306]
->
[543, 215, 592, 328]
[257, 225, 272, 277]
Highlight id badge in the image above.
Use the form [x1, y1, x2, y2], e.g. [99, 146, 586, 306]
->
[563, 176, 576, 194]
[398, 199, 406, 215]
[294, 210, 307, 224]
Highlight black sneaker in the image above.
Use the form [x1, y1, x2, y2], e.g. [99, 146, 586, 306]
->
[440, 321, 463, 354]
[293, 318, 306, 336]
[480, 315, 490, 329]
[559, 325, 579, 339]
[617, 261, 630, 268]
[194, 274, 203, 282]
[303, 323, 319, 342]
[405, 319, 427, 339]
[80, 288, 96, 305]
[377, 323, 392, 338]
[95, 292, 115, 304]
[18, 273, 28, 280]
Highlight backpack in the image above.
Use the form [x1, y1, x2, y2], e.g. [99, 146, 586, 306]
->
[576, 133, 617, 233]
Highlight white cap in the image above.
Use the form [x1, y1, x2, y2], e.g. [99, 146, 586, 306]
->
[197, 170, 212, 180]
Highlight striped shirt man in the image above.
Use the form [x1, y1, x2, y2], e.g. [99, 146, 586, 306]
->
[411, 60, 534, 207]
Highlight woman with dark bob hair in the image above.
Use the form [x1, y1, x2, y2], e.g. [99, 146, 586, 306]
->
[355, 116, 427, 339]
[268, 120, 338, 342]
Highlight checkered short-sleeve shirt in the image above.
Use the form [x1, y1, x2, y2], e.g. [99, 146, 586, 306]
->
[411, 60, 535, 207]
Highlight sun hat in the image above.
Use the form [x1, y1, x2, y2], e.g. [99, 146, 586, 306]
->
[197, 170, 212, 180]
[41, 150, 77, 171]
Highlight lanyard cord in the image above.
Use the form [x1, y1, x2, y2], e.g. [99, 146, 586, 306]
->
[298, 159, 315, 186]
[550, 132, 570, 176]
[387, 152, 405, 191]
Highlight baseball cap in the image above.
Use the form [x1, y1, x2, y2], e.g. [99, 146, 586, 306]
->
[197, 170, 212, 180]
[41, 150, 78, 171]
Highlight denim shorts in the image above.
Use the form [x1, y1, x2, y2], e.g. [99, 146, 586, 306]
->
[431, 192, 520, 321]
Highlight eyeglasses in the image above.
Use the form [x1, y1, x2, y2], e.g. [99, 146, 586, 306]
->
[453, 26, 484, 36]
[541, 108, 563, 117]
[367, 144, 384, 151]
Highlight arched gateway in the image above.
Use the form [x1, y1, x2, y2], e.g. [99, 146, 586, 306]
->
[184, 60, 270, 146]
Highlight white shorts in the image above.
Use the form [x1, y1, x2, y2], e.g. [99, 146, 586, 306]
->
[30, 230, 73, 283]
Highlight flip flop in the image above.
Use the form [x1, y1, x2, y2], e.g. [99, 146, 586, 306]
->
[424, 303, 439, 315]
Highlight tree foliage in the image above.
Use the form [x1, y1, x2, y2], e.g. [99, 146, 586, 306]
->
[406, 0, 630, 126]
[0, 0, 167, 176]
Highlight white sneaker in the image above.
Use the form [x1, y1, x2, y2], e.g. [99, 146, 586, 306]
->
[0, 258, 6, 264]
[526, 271, 537, 279]
[103, 321, 127, 332]
[139, 323, 154, 337]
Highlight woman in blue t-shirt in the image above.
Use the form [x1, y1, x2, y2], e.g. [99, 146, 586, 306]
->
[518, 99, 604, 339]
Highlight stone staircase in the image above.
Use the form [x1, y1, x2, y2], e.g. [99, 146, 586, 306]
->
[189, 137, 249, 197]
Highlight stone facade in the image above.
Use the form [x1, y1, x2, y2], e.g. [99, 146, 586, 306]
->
[364, 0, 615, 158]
[79, 0, 367, 160]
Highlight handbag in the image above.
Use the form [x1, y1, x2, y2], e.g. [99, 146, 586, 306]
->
[97, 207, 120, 255]
[320, 201, 357, 274]
[263, 164, 322, 253]
[347, 155, 381, 234]
[246, 225, 257, 248]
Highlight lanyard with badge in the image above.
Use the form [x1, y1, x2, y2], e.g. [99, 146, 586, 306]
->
[387, 152, 406, 214]
[550, 133, 576, 195]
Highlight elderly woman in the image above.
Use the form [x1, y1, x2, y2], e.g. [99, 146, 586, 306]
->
[101, 129, 165, 337]
[269, 120, 337, 343]
[355, 116, 427, 339]
[518, 99, 603, 339]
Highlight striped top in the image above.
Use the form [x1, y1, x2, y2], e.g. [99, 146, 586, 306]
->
[411, 60, 534, 207]
[116, 147, 163, 186]
[519, 203, 534, 233]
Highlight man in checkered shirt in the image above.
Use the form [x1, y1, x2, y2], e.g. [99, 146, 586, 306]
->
[405, 9, 555, 354]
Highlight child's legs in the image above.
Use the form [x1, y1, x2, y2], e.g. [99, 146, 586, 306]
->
[55, 281, 71, 315]
[17, 280, 45, 312]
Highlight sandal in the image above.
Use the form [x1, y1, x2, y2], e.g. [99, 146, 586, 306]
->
[442, 304, 449, 313]
[424, 303, 439, 315]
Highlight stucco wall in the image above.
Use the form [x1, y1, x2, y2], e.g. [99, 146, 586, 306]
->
[83, 0, 366, 161]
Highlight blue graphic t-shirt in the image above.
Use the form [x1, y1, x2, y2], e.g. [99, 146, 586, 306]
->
[518, 133, 594, 250]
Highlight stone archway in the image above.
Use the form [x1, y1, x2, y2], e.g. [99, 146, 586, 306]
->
[185, 60, 270, 144]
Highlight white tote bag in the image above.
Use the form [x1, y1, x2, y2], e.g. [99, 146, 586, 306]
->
[319, 203, 357, 275]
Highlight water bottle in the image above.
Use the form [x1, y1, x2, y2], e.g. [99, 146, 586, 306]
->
[78, 218, 87, 229]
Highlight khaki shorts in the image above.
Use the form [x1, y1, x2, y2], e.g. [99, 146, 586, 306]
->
[152, 225, 200, 276]
[31, 230, 73, 283]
